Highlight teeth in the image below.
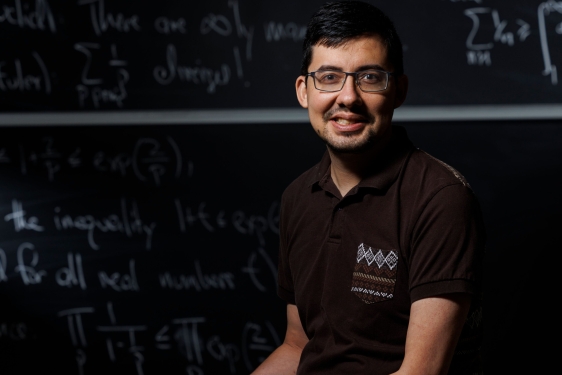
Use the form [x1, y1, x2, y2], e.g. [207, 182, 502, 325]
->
[335, 118, 353, 125]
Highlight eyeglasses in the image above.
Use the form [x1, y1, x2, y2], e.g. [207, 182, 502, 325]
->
[306, 69, 395, 92]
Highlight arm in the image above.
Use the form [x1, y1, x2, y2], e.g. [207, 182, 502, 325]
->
[391, 293, 471, 375]
[251, 303, 309, 375]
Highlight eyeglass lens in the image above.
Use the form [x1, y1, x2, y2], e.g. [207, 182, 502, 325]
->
[312, 70, 388, 92]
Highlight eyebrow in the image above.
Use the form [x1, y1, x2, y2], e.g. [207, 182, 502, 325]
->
[316, 64, 387, 71]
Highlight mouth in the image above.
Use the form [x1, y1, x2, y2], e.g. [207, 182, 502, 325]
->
[330, 115, 368, 133]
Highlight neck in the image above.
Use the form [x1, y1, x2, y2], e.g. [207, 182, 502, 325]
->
[328, 134, 391, 197]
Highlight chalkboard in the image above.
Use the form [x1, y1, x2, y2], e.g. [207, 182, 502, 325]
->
[0, 124, 326, 374]
[1, 0, 562, 373]
[1, 121, 561, 374]
[0, 0, 561, 112]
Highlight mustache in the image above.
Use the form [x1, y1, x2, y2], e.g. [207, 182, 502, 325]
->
[322, 108, 374, 123]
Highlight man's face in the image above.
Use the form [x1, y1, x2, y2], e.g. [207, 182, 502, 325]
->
[295, 35, 408, 154]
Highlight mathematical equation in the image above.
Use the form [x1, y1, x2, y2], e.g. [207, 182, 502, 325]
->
[0, 135, 187, 185]
[14, 301, 280, 375]
[0, 0, 308, 109]
[462, 1, 562, 84]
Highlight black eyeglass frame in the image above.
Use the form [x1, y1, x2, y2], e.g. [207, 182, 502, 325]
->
[305, 69, 396, 93]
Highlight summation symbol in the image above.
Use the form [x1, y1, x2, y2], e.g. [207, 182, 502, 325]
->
[74, 42, 129, 108]
[464, 7, 531, 67]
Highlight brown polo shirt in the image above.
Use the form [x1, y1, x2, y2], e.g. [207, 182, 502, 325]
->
[277, 126, 485, 374]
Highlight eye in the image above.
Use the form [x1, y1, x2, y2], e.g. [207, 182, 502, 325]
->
[360, 71, 384, 83]
[316, 71, 342, 83]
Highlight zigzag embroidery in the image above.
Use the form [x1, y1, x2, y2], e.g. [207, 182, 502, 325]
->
[351, 286, 393, 299]
[352, 272, 396, 284]
[356, 243, 397, 269]
[354, 264, 395, 278]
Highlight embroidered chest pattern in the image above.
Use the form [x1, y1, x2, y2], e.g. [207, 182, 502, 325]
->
[351, 243, 398, 304]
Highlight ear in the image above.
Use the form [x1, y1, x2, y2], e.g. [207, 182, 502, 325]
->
[295, 75, 309, 109]
[393, 74, 409, 109]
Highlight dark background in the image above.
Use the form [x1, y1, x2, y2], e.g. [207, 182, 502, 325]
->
[1, 1, 561, 374]
[1, 0, 561, 110]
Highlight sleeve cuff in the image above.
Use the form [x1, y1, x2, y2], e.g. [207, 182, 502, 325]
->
[410, 279, 475, 303]
[277, 284, 295, 304]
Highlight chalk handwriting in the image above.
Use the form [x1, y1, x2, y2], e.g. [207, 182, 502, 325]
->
[158, 260, 235, 292]
[98, 258, 140, 292]
[200, 1, 257, 58]
[465, 8, 496, 51]
[0, 322, 31, 341]
[241, 321, 280, 371]
[55, 252, 87, 289]
[75, 43, 129, 108]
[58, 307, 94, 374]
[76, 69, 128, 108]
[15, 139, 80, 181]
[0, 0, 56, 32]
[174, 200, 279, 246]
[58, 307, 95, 347]
[263, 21, 306, 42]
[93, 151, 130, 175]
[22, 136, 62, 181]
[538, 1, 562, 84]
[174, 317, 205, 365]
[4, 199, 44, 232]
[228, 0, 254, 61]
[206, 335, 240, 374]
[200, 12, 232, 36]
[78, 0, 140, 36]
[53, 198, 156, 251]
[3, 295, 286, 373]
[5, 136, 183, 184]
[153, 44, 231, 93]
[464, 7, 533, 67]
[198, 1, 253, 87]
[14, 242, 47, 285]
[132, 137, 182, 186]
[0, 248, 6, 282]
[154, 16, 187, 34]
[154, 324, 171, 350]
[95, 302, 147, 374]
[0, 52, 51, 94]
[74, 42, 102, 85]
[242, 247, 277, 292]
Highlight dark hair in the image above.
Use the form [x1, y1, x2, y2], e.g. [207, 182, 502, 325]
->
[300, 1, 404, 77]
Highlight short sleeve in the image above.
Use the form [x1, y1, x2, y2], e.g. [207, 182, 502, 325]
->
[409, 183, 486, 302]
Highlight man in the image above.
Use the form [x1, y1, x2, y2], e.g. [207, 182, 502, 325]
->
[252, 1, 485, 374]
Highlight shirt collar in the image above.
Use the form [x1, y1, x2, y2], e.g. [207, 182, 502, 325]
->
[306, 126, 414, 193]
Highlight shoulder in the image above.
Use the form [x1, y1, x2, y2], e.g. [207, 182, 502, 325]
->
[403, 148, 473, 193]
[399, 148, 482, 227]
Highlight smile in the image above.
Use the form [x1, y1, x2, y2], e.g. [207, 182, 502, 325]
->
[330, 117, 367, 133]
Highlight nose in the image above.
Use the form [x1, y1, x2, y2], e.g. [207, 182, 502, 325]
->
[336, 73, 363, 107]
